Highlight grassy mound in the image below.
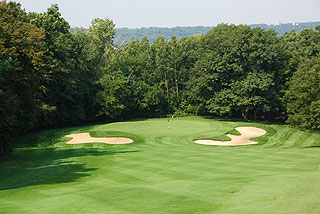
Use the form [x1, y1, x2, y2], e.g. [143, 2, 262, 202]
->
[1, 117, 320, 213]
[196, 127, 243, 141]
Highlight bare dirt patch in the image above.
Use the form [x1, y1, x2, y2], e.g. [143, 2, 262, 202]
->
[194, 126, 266, 146]
[65, 133, 133, 145]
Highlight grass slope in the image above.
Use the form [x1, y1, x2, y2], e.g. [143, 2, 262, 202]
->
[1, 116, 320, 213]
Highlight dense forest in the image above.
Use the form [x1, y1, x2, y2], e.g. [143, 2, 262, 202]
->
[1, 1, 320, 156]
[112, 22, 320, 45]
[113, 26, 212, 45]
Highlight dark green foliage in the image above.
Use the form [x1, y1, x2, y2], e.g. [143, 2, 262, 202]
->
[1, 1, 320, 156]
[0, 1, 46, 156]
[186, 24, 287, 119]
[285, 55, 320, 130]
[114, 26, 213, 45]
[96, 70, 128, 118]
[29, 4, 79, 126]
[29, 5, 114, 127]
[112, 22, 320, 46]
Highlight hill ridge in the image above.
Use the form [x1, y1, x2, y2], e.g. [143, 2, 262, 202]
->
[111, 21, 320, 45]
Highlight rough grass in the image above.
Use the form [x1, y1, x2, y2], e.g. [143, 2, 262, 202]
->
[1, 116, 320, 214]
[225, 128, 241, 136]
[196, 127, 242, 141]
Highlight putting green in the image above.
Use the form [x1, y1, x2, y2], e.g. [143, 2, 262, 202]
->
[1, 116, 320, 214]
[92, 117, 215, 137]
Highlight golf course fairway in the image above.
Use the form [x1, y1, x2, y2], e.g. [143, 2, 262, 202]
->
[1, 116, 320, 213]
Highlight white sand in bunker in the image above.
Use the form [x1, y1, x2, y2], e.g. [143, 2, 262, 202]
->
[194, 127, 266, 146]
[65, 133, 134, 145]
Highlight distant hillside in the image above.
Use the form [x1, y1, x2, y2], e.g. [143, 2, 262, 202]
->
[114, 26, 213, 45]
[250, 22, 320, 36]
[113, 21, 320, 46]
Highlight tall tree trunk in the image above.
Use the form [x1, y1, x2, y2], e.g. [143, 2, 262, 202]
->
[253, 108, 257, 121]
[0, 141, 10, 157]
[164, 72, 170, 113]
[175, 78, 180, 107]
[242, 109, 249, 121]
[174, 62, 180, 108]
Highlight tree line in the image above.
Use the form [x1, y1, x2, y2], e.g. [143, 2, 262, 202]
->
[112, 22, 320, 46]
[1, 1, 320, 156]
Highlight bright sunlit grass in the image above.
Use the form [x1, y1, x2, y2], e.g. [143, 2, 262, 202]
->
[1, 116, 320, 213]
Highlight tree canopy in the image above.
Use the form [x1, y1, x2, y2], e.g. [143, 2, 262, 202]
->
[1, 1, 320, 156]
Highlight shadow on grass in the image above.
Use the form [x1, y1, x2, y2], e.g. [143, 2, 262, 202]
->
[12, 127, 146, 150]
[0, 148, 140, 191]
[209, 116, 286, 126]
[302, 145, 320, 148]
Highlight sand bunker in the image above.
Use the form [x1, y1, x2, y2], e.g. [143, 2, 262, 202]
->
[65, 133, 133, 145]
[194, 127, 266, 146]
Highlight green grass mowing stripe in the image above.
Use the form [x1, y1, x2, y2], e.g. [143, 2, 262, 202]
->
[301, 135, 316, 147]
[113, 158, 199, 180]
[2, 116, 320, 214]
[264, 126, 290, 147]
[114, 153, 255, 183]
[214, 169, 320, 214]
[119, 151, 264, 183]
[66, 176, 219, 212]
[302, 132, 320, 147]
[281, 130, 305, 148]
[292, 131, 314, 147]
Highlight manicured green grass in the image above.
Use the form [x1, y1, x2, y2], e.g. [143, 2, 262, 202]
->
[1, 116, 320, 213]
[196, 127, 242, 141]
[225, 128, 241, 136]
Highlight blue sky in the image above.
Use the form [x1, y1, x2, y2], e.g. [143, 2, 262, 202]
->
[14, 0, 320, 28]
